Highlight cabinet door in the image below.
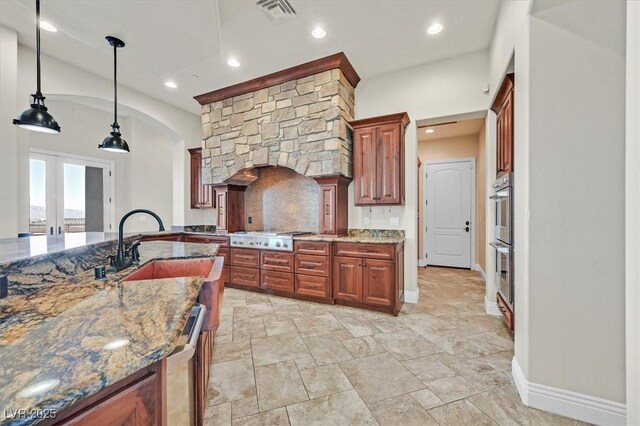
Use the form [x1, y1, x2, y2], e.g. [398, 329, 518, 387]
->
[216, 189, 227, 230]
[363, 259, 393, 307]
[319, 184, 336, 235]
[190, 149, 202, 209]
[60, 373, 159, 425]
[376, 123, 402, 204]
[333, 256, 362, 302]
[502, 92, 514, 173]
[353, 127, 378, 205]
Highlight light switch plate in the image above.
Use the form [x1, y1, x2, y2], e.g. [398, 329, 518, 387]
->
[390, 217, 399, 226]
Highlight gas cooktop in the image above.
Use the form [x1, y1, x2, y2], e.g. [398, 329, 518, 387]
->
[229, 231, 311, 252]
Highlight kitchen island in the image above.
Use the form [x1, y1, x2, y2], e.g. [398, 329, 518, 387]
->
[0, 235, 221, 426]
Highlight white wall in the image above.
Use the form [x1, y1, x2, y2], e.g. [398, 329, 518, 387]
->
[0, 26, 18, 238]
[355, 50, 490, 299]
[626, 0, 640, 423]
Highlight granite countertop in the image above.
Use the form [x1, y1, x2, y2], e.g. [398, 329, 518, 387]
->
[0, 240, 219, 426]
[294, 229, 405, 244]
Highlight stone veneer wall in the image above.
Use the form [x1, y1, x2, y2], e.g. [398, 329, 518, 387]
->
[200, 69, 355, 185]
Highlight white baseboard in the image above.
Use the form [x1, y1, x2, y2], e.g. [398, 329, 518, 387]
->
[512, 357, 626, 425]
[418, 259, 427, 267]
[485, 296, 501, 316]
[404, 288, 419, 304]
[475, 264, 486, 281]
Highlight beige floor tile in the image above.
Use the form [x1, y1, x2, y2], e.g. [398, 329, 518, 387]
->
[429, 399, 496, 426]
[372, 329, 443, 361]
[286, 389, 377, 426]
[251, 333, 311, 367]
[339, 353, 425, 403]
[368, 394, 438, 426]
[411, 388, 445, 410]
[205, 401, 231, 426]
[426, 375, 481, 403]
[292, 313, 346, 337]
[255, 361, 308, 411]
[304, 334, 353, 365]
[213, 340, 252, 364]
[232, 407, 290, 426]
[335, 314, 380, 337]
[232, 396, 259, 420]
[298, 363, 353, 399]
[402, 355, 457, 383]
[341, 335, 386, 358]
[264, 319, 299, 336]
[208, 358, 256, 406]
[294, 356, 317, 370]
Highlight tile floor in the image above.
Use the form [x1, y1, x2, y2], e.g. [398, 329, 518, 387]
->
[204, 267, 584, 425]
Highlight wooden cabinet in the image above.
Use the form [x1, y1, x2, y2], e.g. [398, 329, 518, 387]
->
[188, 148, 214, 209]
[261, 251, 294, 273]
[261, 270, 294, 292]
[295, 275, 329, 299]
[195, 330, 214, 426]
[333, 256, 363, 302]
[294, 241, 330, 256]
[492, 74, 514, 177]
[230, 266, 260, 287]
[350, 113, 409, 206]
[231, 248, 260, 268]
[213, 185, 246, 232]
[497, 292, 514, 332]
[294, 254, 329, 277]
[313, 176, 350, 236]
[332, 242, 404, 315]
[46, 361, 165, 426]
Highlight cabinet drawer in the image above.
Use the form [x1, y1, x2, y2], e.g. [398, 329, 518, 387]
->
[295, 254, 330, 277]
[334, 243, 395, 260]
[231, 248, 260, 268]
[261, 251, 294, 273]
[230, 266, 260, 287]
[497, 292, 514, 332]
[217, 248, 230, 264]
[142, 233, 183, 242]
[295, 275, 329, 299]
[184, 235, 229, 247]
[261, 270, 294, 292]
[294, 241, 330, 256]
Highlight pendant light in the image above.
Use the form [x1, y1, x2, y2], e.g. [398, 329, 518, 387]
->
[13, 0, 60, 134]
[98, 36, 129, 153]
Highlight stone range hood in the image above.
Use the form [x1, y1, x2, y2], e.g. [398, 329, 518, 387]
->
[195, 53, 360, 186]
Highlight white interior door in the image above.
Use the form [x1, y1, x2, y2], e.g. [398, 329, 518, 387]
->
[29, 151, 114, 235]
[426, 160, 473, 268]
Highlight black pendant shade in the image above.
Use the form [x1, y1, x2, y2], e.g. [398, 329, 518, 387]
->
[13, 0, 60, 134]
[99, 36, 129, 153]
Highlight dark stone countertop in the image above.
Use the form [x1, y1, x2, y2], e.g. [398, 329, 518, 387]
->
[0, 240, 219, 426]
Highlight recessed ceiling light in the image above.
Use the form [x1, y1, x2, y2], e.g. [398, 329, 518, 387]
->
[164, 81, 178, 89]
[103, 338, 130, 350]
[39, 21, 58, 32]
[425, 128, 435, 134]
[227, 58, 240, 68]
[427, 23, 443, 35]
[311, 27, 326, 39]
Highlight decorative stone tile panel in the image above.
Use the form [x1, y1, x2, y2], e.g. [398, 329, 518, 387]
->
[200, 69, 355, 185]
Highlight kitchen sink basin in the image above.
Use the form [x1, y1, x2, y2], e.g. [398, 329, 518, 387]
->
[122, 258, 215, 281]
[122, 257, 224, 331]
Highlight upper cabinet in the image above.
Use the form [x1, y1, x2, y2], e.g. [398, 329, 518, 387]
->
[491, 74, 514, 177]
[188, 148, 214, 209]
[350, 112, 409, 206]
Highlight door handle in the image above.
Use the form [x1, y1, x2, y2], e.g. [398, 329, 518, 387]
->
[465, 221, 470, 225]
[464, 227, 469, 232]
[58, 226, 62, 234]
[49, 226, 54, 235]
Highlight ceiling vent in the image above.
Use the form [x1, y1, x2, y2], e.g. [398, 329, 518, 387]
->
[256, 0, 296, 21]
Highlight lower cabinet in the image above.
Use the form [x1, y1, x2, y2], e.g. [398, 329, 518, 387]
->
[261, 270, 294, 292]
[45, 361, 165, 426]
[333, 242, 404, 315]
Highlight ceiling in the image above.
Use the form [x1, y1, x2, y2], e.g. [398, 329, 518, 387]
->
[0, 0, 501, 115]
[418, 118, 484, 141]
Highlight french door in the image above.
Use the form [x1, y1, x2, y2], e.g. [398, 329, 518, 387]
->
[29, 151, 114, 235]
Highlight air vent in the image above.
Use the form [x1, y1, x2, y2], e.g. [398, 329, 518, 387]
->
[257, 0, 296, 21]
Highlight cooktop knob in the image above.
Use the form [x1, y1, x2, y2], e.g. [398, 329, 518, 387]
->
[276, 242, 281, 247]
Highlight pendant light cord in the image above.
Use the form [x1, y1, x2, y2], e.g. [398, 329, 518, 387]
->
[35, 0, 42, 99]
[112, 41, 118, 131]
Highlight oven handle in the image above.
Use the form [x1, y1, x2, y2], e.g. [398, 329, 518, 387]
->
[167, 303, 206, 365]
[489, 191, 510, 200]
[489, 241, 510, 254]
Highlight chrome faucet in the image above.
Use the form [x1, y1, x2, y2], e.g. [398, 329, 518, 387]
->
[113, 209, 165, 271]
